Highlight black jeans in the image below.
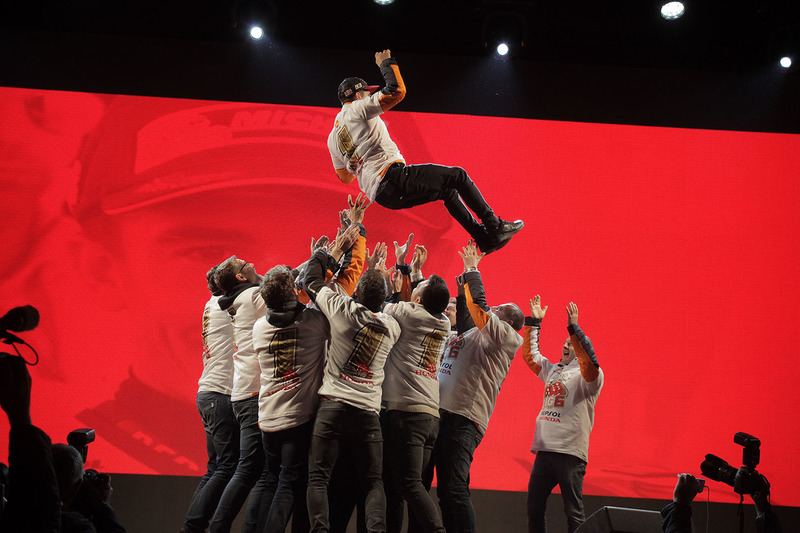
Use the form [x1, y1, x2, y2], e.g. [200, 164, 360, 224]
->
[384, 410, 443, 533]
[433, 411, 483, 533]
[210, 396, 274, 533]
[183, 391, 240, 533]
[375, 163, 495, 242]
[527, 451, 587, 533]
[261, 420, 314, 533]
[307, 401, 385, 533]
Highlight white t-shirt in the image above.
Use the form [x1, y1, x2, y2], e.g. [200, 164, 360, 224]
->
[327, 93, 405, 201]
[253, 306, 329, 432]
[382, 301, 449, 415]
[197, 295, 235, 395]
[314, 286, 401, 414]
[229, 287, 268, 402]
[438, 316, 523, 434]
[527, 325, 604, 463]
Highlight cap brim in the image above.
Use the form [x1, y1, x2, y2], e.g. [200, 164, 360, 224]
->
[366, 85, 380, 94]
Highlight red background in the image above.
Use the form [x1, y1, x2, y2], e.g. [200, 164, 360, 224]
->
[1, 87, 798, 506]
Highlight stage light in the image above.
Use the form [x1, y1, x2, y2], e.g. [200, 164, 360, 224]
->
[779, 56, 792, 69]
[497, 43, 509, 56]
[661, 2, 685, 20]
[249, 26, 264, 40]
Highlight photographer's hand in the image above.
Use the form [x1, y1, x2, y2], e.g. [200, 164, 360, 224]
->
[0, 354, 32, 427]
[673, 473, 699, 505]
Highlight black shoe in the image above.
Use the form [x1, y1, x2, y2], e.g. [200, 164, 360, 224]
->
[478, 232, 513, 255]
[493, 218, 524, 236]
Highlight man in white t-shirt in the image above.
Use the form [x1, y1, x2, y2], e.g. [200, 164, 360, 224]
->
[302, 249, 402, 533]
[210, 256, 269, 533]
[328, 49, 524, 255]
[522, 297, 603, 533]
[435, 240, 524, 533]
[182, 265, 239, 533]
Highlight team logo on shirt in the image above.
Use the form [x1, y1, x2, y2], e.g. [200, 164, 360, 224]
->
[268, 327, 299, 381]
[342, 322, 388, 381]
[419, 329, 446, 372]
[544, 379, 568, 408]
[336, 126, 364, 174]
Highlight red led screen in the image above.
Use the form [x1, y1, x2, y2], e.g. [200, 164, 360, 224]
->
[1, 87, 798, 506]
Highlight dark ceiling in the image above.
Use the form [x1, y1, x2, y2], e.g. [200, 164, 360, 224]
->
[1, 0, 798, 72]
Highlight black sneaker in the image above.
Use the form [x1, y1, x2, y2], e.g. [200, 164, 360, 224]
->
[477, 231, 513, 255]
[493, 218, 524, 236]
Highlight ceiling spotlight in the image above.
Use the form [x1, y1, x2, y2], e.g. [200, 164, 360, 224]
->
[779, 56, 792, 69]
[661, 2, 685, 20]
[249, 26, 264, 40]
[373, 0, 395, 4]
[496, 43, 509, 56]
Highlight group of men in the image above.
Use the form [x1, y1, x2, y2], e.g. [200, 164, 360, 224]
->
[180, 195, 602, 533]
[181, 48, 604, 533]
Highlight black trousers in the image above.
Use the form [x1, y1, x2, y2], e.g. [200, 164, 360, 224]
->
[375, 163, 495, 242]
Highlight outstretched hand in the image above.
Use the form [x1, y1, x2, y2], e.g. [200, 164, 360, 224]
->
[566, 302, 579, 325]
[673, 474, 700, 505]
[530, 295, 548, 320]
[329, 224, 361, 261]
[311, 235, 329, 255]
[367, 242, 388, 270]
[347, 193, 370, 225]
[410, 244, 427, 273]
[458, 239, 484, 271]
[394, 233, 414, 265]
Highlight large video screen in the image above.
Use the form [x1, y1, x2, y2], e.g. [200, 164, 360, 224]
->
[1, 87, 798, 506]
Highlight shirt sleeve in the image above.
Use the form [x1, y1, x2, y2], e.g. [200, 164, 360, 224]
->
[521, 317, 554, 381]
[333, 224, 367, 296]
[567, 323, 601, 384]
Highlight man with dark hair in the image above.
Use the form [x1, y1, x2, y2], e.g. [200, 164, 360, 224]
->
[328, 49, 523, 255]
[435, 240, 524, 533]
[302, 245, 401, 533]
[253, 225, 360, 533]
[522, 297, 603, 533]
[210, 257, 269, 533]
[182, 265, 239, 533]
[381, 273, 451, 533]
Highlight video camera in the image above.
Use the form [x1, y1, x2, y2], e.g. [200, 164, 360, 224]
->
[701, 432, 769, 495]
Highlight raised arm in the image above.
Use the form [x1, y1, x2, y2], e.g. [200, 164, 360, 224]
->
[332, 194, 370, 295]
[522, 295, 550, 377]
[375, 49, 406, 112]
[566, 302, 600, 383]
[458, 240, 490, 330]
[301, 248, 332, 304]
[393, 233, 414, 301]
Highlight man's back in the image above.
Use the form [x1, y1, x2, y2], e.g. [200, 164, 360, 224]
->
[314, 285, 400, 413]
[382, 301, 449, 412]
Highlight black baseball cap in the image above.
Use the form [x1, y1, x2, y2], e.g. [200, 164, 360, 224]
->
[337, 77, 380, 104]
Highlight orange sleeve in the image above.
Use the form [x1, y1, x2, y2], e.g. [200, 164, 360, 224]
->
[334, 234, 366, 296]
[335, 167, 357, 184]
[298, 269, 334, 305]
[522, 325, 543, 376]
[572, 333, 600, 383]
[465, 282, 490, 331]
[378, 64, 406, 112]
[400, 270, 412, 302]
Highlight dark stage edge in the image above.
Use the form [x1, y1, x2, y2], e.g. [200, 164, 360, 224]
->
[110, 473, 798, 532]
